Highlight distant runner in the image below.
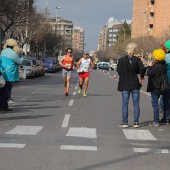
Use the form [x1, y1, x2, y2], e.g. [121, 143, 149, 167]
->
[76, 52, 94, 97]
[59, 48, 74, 96]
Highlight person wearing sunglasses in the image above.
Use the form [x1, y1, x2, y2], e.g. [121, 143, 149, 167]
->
[76, 52, 94, 97]
[59, 48, 74, 96]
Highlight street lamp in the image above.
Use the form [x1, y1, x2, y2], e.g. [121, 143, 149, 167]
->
[142, 10, 147, 42]
[56, 7, 61, 22]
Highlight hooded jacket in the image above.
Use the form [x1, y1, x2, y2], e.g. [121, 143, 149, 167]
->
[147, 60, 167, 95]
[0, 48, 23, 82]
[117, 55, 145, 91]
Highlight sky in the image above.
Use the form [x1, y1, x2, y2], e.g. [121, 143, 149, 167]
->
[35, 0, 133, 52]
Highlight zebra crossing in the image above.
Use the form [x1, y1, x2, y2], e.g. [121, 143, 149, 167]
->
[123, 129, 170, 153]
[60, 127, 97, 151]
[0, 124, 169, 153]
[0, 125, 43, 148]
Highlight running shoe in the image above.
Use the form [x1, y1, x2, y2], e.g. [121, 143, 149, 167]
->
[78, 89, 82, 94]
[159, 119, 169, 125]
[133, 122, 139, 128]
[82, 93, 87, 97]
[148, 122, 160, 127]
[119, 123, 128, 128]
[64, 90, 69, 96]
[8, 99, 16, 104]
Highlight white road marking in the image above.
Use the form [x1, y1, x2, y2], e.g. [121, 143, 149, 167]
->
[123, 129, 157, 140]
[66, 127, 97, 138]
[0, 143, 26, 148]
[73, 91, 76, 95]
[11, 85, 47, 105]
[75, 86, 78, 89]
[62, 114, 70, 128]
[133, 148, 169, 153]
[131, 143, 152, 146]
[69, 99, 74, 106]
[6, 125, 43, 135]
[60, 145, 97, 151]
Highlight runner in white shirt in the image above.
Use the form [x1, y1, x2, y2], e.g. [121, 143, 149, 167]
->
[76, 52, 94, 97]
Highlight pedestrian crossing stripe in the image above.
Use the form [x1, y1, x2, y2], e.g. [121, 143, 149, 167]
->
[60, 145, 97, 151]
[0, 143, 26, 148]
[6, 125, 43, 135]
[123, 129, 157, 140]
[133, 148, 169, 153]
[66, 127, 97, 138]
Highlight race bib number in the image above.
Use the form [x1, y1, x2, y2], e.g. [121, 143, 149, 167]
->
[65, 64, 71, 69]
[83, 66, 89, 71]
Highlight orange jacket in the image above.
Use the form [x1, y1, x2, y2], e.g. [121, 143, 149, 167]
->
[62, 55, 74, 70]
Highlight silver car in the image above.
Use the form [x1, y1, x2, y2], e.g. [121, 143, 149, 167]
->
[22, 59, 35, 78]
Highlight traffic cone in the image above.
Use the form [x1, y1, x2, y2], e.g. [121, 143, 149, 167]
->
[107, 72, 110, 76]
[113, 74, 117, 80]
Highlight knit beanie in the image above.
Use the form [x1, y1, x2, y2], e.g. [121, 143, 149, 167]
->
[165, 40, 170, 50]
[152, 49, 165, 61]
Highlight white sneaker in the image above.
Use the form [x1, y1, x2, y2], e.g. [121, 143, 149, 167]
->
[8, 99, 16, 104]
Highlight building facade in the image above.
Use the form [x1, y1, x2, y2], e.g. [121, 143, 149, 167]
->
[72, 27, 84, 53]
[98, 17, 132, 50]
[48, 17, 73, 51]
[132, 0, 170, 41]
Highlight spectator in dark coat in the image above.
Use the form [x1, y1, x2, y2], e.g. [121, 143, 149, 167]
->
[117, 43, 145, 128]
[147, 49, 167, 126]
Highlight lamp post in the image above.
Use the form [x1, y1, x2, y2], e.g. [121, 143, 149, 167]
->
[56, 7, 61, 22]
[25, 0, 29, 57]
[46, 0, 48, 13]
[142, 10, 146, 42]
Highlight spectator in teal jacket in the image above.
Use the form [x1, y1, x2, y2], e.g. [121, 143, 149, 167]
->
[0, 39, 23, 111]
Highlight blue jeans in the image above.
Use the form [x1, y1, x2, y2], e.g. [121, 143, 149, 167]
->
[159, 95, 164, 111]
[162, 89, 170, 120]
[122, 90, 140, 124]
[151, 93, 160, 123]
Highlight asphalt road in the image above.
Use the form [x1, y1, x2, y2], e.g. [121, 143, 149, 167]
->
[0, 69, 170, 170]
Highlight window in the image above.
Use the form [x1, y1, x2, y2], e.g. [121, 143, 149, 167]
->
[151, 0, 154, 6]
[149, 24, 154, 30]
[150, 12, 154, 18]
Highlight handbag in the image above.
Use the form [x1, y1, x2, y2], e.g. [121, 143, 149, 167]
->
[0, 65, 14, 88]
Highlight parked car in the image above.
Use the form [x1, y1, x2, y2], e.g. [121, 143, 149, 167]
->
[96, 62, 114, 71]
[110, 63, 117, 70]
[27, 58, 40, 77]
[42, 57, 57, 73]
[22, 59, 35, 78]
[38, 60, 45, 76]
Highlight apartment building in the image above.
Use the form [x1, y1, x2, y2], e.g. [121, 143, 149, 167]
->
[48, 17, 73, 50]
[132, 0, 170, 40]
[72, 27, 84, 53]
[98, 17, 132, 50]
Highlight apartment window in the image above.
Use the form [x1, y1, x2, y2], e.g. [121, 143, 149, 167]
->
[151, 0, 154, 6]
[150, 12, 154, 18]
[149, 24, 154, 30]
